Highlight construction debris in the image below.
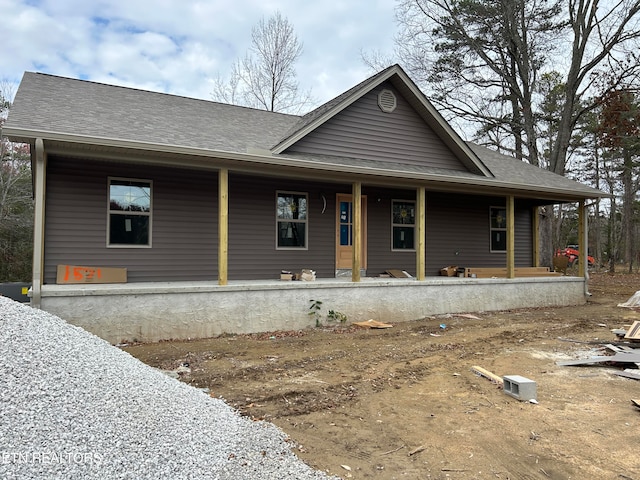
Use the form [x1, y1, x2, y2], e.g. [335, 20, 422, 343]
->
[556, 325, 640, 380]
[618, 291, 640, 307]
[353, 319, 393, 329]
[624, 320, 640, 340]
[471, 366, 504, 386]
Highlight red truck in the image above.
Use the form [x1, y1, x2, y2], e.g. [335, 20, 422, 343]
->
[556, 246, 595, 267]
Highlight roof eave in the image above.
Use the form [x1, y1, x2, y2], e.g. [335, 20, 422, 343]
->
[9, 127, 603, 203]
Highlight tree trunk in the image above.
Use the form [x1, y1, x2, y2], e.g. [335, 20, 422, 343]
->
[623, 148, 634, 272]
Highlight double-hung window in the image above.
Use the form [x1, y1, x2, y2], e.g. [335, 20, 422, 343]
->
[108, 178, 152, 247]
[276, 191, 307, 249]
[392, 200, 415, 250]
[490, 206, 507, 252]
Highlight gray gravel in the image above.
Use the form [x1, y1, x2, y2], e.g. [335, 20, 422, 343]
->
[0, 297, 338, 479]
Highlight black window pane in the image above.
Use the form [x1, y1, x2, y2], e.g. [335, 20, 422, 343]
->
[110, 214, 149, 245]
[393, 226, 415, 249]
[491, 208, 506, 229]
[277, 221, 306, 247]
[491, 230, 506, 251]
[393, 202, 415, 225]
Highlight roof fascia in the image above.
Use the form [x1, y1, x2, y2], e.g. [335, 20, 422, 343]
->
[8, 127, 603, 203]
[270, 65, 493, 178]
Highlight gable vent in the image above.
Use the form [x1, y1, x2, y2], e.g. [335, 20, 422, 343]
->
[378, 89, 397, 113]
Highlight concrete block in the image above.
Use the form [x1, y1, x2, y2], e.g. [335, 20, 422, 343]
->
[503, 375, 537, 401]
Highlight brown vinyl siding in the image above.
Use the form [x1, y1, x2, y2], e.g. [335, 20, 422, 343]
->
[365, 187, 417, 276]
[425, 192, 532, 275]
[285, 82, 468, 171]
[227, 174, 341, 280]
[44, 156, 218, 283]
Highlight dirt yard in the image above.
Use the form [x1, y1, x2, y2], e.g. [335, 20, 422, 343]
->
[124, 273, 640, 479]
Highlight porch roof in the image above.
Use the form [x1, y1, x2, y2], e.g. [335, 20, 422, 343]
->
[3, 69, 605, 203]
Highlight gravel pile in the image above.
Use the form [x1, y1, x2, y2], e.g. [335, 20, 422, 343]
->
[0, 297, 338, 479]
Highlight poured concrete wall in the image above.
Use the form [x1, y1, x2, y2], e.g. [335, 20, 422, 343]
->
[38, 276, 587, 344]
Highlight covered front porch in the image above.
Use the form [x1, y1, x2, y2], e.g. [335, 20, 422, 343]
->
[39, 274, 587, 344]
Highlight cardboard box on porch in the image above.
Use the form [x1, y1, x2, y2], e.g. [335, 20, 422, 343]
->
[57, 264, 127, 284]
[440, 266, 458, 277]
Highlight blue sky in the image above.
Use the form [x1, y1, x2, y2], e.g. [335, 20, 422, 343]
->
[3, 0, 398, 107]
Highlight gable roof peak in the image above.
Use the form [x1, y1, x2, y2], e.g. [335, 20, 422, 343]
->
[271, 64, 493, 177]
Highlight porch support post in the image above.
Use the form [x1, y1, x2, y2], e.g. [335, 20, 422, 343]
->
[578, 200, 586, 278]
[218, 168, 229, 286]
[352, 181, 362, 282]
[506, 195, 515, 278]
[416, 187, 426, 280]
[31, 138, 46, 308]
[532, 206, 540, 267]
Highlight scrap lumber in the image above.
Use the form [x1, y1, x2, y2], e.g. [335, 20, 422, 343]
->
[471, 366, 503, 386]
[353, 319, 393, 329]
[408, 445, 426, 456]
[624, 320, 640, 340]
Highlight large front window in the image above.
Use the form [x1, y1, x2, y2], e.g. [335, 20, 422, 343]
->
[392, 200, 415, 250]
[276, 191, 307, 249]
[108, 178, 152, 247]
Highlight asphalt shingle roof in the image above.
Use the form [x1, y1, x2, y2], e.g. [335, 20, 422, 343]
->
[4, 70, 605, 201]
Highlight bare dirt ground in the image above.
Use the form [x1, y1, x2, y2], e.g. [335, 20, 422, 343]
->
[124, 272, 640, 480]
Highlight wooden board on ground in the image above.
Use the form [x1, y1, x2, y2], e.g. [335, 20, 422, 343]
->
[353, 319, 393, 329]
[471, 365, 504, 386]
[385, 269, 412, 278]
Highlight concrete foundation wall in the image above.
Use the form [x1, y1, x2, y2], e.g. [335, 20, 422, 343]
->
[39, 277, 587, 344]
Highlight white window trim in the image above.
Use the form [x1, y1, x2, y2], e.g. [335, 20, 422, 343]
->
[107, 176, 153, 248]
[489, 205, 507, 253]
[391, 199, 416, 252]
[276, 190, 309, 250]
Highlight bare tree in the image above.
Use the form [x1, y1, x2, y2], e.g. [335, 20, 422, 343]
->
[0, 80, 33, 281]
[212, 12, 312, 113]
[395, 0, 640, 266]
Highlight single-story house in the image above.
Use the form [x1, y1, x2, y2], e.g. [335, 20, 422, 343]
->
[3, 65, 605, 344]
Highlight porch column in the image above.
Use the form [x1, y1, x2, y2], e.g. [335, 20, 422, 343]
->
[532, 206, 540, 267]
[218, 168, 228, 286]
[352, 181, 362, 282]
[506, 195, 515, 278]
[416, 187, 426, 280]
[31, 138, 46, 308]
[578, 200, 586, 278]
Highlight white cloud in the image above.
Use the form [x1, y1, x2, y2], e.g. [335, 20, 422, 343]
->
[2, 0, 397, 105]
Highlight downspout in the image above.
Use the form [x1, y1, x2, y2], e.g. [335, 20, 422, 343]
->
[31, 138, 46, 308]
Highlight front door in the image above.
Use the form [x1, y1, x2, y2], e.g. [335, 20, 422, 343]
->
[336, 194, 367, 270]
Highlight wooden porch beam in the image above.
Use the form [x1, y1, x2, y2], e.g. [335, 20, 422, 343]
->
[416, 187, 426, 281]
[218, 168, 229, 285]
[506, 195, 515, 278]
[352, 181, 362, 282]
